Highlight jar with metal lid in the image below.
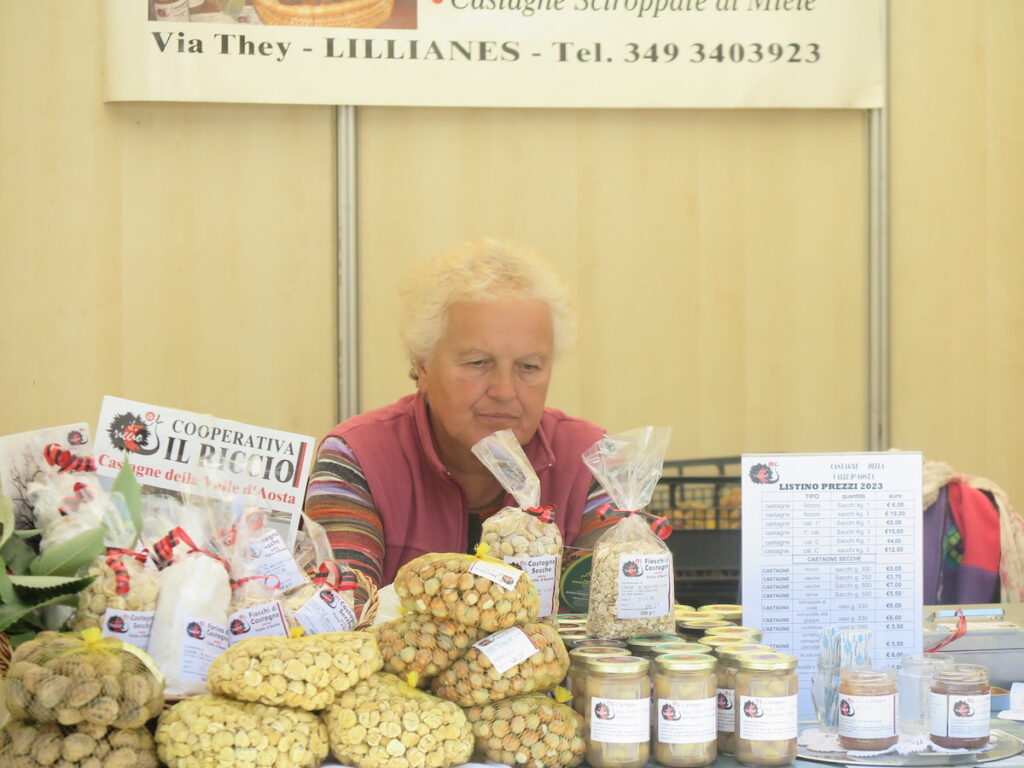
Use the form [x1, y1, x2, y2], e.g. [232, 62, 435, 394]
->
[897, 652, 954, 736]
[569, 647, 627, 714]
[627, 635, 683, 658]
[674, 604, 696, 614]
[653, 653, 718, 767]
[929, 664, 990, 749]
[705, 626, 763, 642]
[654, 641, 713, 657]
[733, 652, 798, 767]
[679, 619, 735, 641]
[559, 627, 591, 644]
[837, 666, 898, 751]
[700, 604, 743, 623]
[714, 644, 774, 754]
[677, 610, 718, 625]
[703, 635, 758, 654]
[570, 638, 629, 651]
[584, 655, 651, 768]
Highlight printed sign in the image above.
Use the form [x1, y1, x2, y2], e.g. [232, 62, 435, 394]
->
[293, 586, 357, 635]
[93, 396, 314, 514]
[101, 609, 156, 651]
[469, 559, 523, 590]
[180, 617, 230, 683]
[104, 0, 884, 108]
[473, 626, 538, 674]
[504, 554, 558, 616]
[0, 423, 92, 527]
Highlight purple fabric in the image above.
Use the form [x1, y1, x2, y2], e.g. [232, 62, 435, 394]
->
[922, 486, 947, 605]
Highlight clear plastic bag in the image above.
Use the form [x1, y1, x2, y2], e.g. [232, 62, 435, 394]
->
[583, 426, 676, 639]
[472, 429, 564, 621]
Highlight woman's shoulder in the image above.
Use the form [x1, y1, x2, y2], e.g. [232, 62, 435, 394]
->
[329, 393, 418, 438]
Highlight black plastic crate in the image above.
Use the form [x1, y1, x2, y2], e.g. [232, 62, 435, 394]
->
[651, 457, 742, 605]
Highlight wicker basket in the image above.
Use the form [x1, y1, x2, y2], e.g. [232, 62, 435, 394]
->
[0, 632, 11, 677]
[253, 0, 394, 28]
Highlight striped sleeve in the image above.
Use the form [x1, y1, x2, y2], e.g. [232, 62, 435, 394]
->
[571, 478, 616, 550]
[303, 436, 385, 590]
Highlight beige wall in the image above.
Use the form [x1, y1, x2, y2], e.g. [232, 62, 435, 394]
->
[2, 2, 1022, 506]
[0, 1, 337, 441]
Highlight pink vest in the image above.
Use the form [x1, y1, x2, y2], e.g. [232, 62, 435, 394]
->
[332, 393, 603, 584]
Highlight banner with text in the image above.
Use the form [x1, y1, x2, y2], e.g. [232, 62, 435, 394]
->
[93, 395, 315, 514]
[105, 0, 884, 108]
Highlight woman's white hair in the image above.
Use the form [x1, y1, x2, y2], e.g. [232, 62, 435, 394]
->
[400, 238, 574, 372]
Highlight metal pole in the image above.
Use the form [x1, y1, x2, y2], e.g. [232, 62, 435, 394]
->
[337, 105, 360, 423]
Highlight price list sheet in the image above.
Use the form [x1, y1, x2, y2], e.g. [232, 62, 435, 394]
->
[740, 452, 923, 715]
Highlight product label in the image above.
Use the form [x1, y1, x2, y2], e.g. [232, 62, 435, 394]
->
[247, 530, 308, 592]
[469, 560, 523, 591]
[717, 688, 736, 732]
[101, 609, 155, 651]
[153, 0, 191, 20]
[929, 692, 991, 738]
[590, 697, 651, 743]
[180, 617, 229, 683]
[616, 553, 672, 619]
[293, 587, 356, 635]
[228, 601, 290, 644]
[838, 693, 896, 739]
[504, 554, 558, 615]
[738, 694, 798, 740]
[658, 697, 717, 743]
[473, 627, 538, 675]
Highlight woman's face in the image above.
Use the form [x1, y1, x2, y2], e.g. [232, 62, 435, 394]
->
[416, 298, 554, 462]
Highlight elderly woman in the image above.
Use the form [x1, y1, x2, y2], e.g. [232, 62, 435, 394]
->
[303, 239, 613, 588]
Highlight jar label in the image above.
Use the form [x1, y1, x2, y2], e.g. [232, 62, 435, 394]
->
[101, 608, 155, 651]
[616, 553, 672, 619]
[294, 586, 356, 635]
[590, 696, 651, 743]
[179, 617, 229, 683]
[474, 626, 538, 675]
[838, 693, 897, 739]
[153, 0, 191, 21]
[658, 696, 717, 743]
[738, 694, 798, 740]
[504, 554, 558, 616]
[469, 560, 523, 590]
[929, 692, 991, 739]
[717, 688, 736, 732]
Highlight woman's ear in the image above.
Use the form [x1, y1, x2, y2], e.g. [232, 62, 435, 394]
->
[413, 359, 428, 391]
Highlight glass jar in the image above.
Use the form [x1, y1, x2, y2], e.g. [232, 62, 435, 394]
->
[628, 635, 683, 659]
[569, 638, 628, 651]
[679, 619, 735, 641]
[715, 644, 775, 754]
[584, 655, 651, 768]
[897, 652, 954, 737]
[653, 653, 718, 767]
[733, 652, 798, 767]
[929, 664, 991, 749]
[654, 642, 713, 657]
[700, 604, 743, 623]
[568, 647, 627, 714]
[837, 666, 898, 751]
[705, 626, 763, 642]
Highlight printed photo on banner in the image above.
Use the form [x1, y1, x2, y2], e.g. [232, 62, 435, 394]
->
[150, 0, 417, 31]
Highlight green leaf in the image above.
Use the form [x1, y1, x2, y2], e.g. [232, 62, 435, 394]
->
[0, 554, 19, 605]
[29, 526, 106, 577]
[112, 457, 143, 539]
[0, 591, 81, 633]
[14, 528, 43, 538]
[9, 574, 95, 602]
[2, 533, 38, 573]
[0, 496, 14, 550]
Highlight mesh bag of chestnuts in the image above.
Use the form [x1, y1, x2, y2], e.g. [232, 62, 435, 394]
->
[156, 694, 329, 768]
[205, 630, 383, 710]
[392, 550, 540, 632]
[471, 428, 564, 622]
[375, 612, 489, 686]
[324, 672, 474, 768]
[582, 427, 677, 639]
[430, 622, 570, 707]
[0, 719, 159, 768]
[4, 628, 164, 729]
[464, 692, 586, 768]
